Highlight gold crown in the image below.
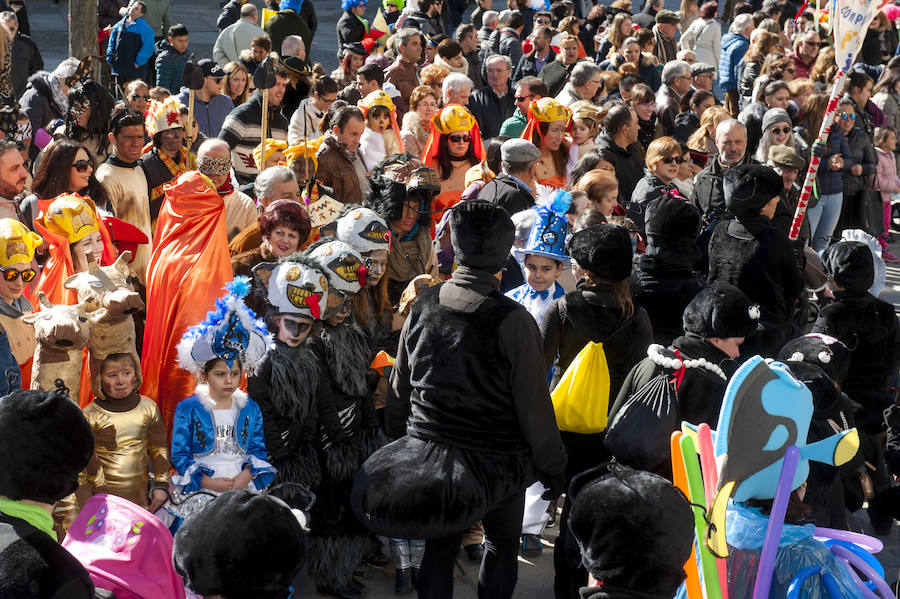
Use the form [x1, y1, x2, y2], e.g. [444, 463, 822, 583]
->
[44, 193, 98, 244]
[0, 218, 41, 267]
[432, 105, 476, 135]
[530, 97, 573, 123]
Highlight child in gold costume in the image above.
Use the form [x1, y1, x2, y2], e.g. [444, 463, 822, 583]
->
[82, 353, 170, 512]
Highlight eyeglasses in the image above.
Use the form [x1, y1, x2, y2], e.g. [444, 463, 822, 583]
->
[130, 94, 150, 101]
[0, 267, 35, 282]
[839, 113, 856, 120]
[770, 126, 791, 135]
[448, 133, 471, 143]
[536, 18, 551, 24]
[591, 79, 604, 85]
[72, 159, 91, 173]
[660, 155, 684, 165]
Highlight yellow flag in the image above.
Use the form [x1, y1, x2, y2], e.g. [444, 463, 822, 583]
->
[261, 7, 277, 28]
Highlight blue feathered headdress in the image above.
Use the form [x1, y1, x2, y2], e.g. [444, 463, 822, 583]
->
[176, 277, 274, 376]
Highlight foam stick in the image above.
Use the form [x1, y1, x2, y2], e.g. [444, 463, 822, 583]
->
[697, 424, 729, 599]
[680, 434, 724, 599]
[671, 431, 704, 599]
[751, 445, 799, 599]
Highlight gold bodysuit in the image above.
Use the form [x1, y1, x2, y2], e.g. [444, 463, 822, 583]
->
[82, 394, 170, 508]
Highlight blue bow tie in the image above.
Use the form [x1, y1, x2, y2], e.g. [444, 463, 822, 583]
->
[529, 288, 549, 300]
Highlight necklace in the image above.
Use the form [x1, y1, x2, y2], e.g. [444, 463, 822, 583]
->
[646, 343, 727, 381]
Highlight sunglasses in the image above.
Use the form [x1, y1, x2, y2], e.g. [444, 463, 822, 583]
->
[839, 113, 856, 120]
[448, 133, 471, 143]
[130, 94, 150, 101]
[660, 155, 684, 165]
[770, 126, 791, 135]
[515, 95, 532, 102]
[0, 267, 35, 282]
[72, 159, 91, 173]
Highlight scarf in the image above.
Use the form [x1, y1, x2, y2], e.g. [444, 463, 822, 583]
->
[216, 180, 235, 197]
[48, 75, 68, 118]
[0, 496, 54, 539]
[354, 13, 370, 33]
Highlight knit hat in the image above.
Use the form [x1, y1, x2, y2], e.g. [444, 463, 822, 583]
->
[568, 462, 694, 594]
[682, 282, 760, 339]
[449, 200, 515, 273]
[761, 107, 791, 133]
[723, 164, 783, 220]
[644, 196, 701, 253]
[0, 218, 42, 267]
[821, 239, 875, 294]
[567, 224, 633, 282]
[43, 193, 99, 244]
[778, 333, 851, 385]
[173, 490, 307, 599]
[0, 387, 94, 504]
[337, 206, 392, 254]
[145, 96, 184, 139]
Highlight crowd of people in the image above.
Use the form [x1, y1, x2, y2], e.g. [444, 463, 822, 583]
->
[0, 0, 899, 597]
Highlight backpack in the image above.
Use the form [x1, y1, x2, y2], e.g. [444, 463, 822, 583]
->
[62, 494, 187, 599]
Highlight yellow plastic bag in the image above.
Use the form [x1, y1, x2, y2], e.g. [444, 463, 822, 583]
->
[550, 341, 612, 434]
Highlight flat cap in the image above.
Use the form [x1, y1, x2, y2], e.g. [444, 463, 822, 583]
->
[501, 138, 541, 164]
[656, 9, 681, 24]
[691, 62, 716, 76]
[768, 145, 805, 169]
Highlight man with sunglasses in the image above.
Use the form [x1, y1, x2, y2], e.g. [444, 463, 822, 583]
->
[176, 59, 233, 138]
[789, 31, 821, 79]
[499, 77, 547, 138]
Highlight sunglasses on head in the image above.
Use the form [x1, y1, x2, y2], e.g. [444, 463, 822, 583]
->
[839, 112, 856, 120]
[660, 155, 684, 165]
[448, 133, 471, 143]
[72, 159, 91, 173]
[0, 267, 35, 282]
[770, 126, 791, 135]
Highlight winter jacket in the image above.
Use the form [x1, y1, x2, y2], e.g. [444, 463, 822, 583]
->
[384, 57, 420, 115]
[603, 54, 662, 92]
[539, 59, 576, 98]
[679, 17, 721, 68]
[737, 59, 762, 106]
[478, 172, 534, 215]
[20, 71, 65, 139]
[404, 10, 444, 37]
[842, 126, 876, 196]
[655, 85, 680, 137]
[499, 108, 528, 138]
[513, 49, 556, 82]
[9, 34, 41, 101]
[154, 38, 187, 94]
[218, 90, 289, 184]
[498, 28, 523, 69]
[673, 110, 699, 144]
[719, 32, 749, 92]
[817, 129, 853, 196]
[872, 147, 900, 206]
[468, 84, 516, 139]
[337, 10, 367, 57]
[690, 156, 748, 224]
[264, 9, 312, 60]
[216, 0, 241, 31]
[631, 250, 702, 347]
[107, 16, 155, 79]
[596, 132, 645, 206]
[177, 88, 234, 138]
[627, 170, 682, 236]
[859, 28, 886, 67]
[315, 130, 366, 207]
[213, 18, 266, 67]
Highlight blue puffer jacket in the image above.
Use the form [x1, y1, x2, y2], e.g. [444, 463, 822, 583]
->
[817, 128, 853, 196]
[154, 39, 187, 94]
[719, 32, 749, 92]
[107, 16, 155, 79]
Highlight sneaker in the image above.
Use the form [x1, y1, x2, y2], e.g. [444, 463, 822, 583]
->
[521, 534, 543, 557]
[883, 250, 900, 263]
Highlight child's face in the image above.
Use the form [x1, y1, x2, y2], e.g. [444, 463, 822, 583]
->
[202, 360, 242, 400]
[447, 54, 466, 68]
[252, 44, 267, 63]
[275, 314, 313, 347]
[572, 121, 592, 145]
[524, 254, 562, 292]
[101, 357, 137, 400]
[170, 34, 188, 54]
[369, 111, 391, 133]
[882, 131, 897, 152]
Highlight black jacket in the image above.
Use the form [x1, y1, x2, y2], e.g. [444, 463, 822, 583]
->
[690, 155, 755, 225]
[404, 10, 444, 37]
[498, 28, 523, 68]
[0, 512, 95, 599]
[513, 49, 556, 82]
[631, 251, 702, 346]
[337, 10, 366, 58]
[9, 33, 42, 101]
[539, 59, 575, 98]
[596, 132, 645, 206]
[468, 84, 516, 139]
[216, 0, 241, 31]
[673, 110, 699, 144]
[627, 170, 680, 236]
[843, 125, 877, 196]
[478, 172, 534, 215]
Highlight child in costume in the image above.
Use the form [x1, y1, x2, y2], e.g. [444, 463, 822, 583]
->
[82, 353, 170, 513]
[170, 278, 275, 508]
[359, 90, 405, 171]
[248, 256, 329, 504]
[306, 239, 386, 599]
[0, 219, 41, 388]
[566, 103, 600, 174]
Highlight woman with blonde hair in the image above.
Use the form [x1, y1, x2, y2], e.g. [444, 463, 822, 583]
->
[629, 136, 685, 234]
[420, 63, 451, 104]
[688, 105, 730, 158]
[400, 85, 439, 159]
[221, 62, 251, 106]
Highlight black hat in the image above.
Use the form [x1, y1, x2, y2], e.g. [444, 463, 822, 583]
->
[723, 164, 783, 220]
[644, 196, 701, 255]
[0, 388, 94, 504]
[682, 282, 759, 339]
[173, 490, 306, 598]
[568, 463, 694, 594]
[821, 240, 874, 294]
[778, 333, 851, 385]
[341, 42, 367, 57]
[567, 224, 633, 282]
[449, 200, 515, 273]
[198, 58, 225, 79]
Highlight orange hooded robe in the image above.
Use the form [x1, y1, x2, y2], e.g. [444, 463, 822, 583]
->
[140, 172, 232, 436]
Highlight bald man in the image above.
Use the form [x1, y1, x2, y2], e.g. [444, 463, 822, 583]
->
[213, 2, 266, 67]
[197, 138, 257, 241]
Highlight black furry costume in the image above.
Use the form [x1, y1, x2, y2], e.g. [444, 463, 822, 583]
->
[306, 320, 386, 591]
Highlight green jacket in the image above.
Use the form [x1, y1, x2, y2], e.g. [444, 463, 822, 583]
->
[264, 10, 312, 60]
[498, 109, 527, 138]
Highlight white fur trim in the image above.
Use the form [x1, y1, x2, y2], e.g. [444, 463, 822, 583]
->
[171, 462, 200, 487]
[194, 383, 249, 411]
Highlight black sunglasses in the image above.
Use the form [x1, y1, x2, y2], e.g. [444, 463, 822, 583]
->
[660, 155, 684, 165]
[72, 159, 91, 173]
[448, 133, 471, 143]
[770, 126, 791, 135]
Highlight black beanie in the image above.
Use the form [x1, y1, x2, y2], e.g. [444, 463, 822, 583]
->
[724, 164, 783, 220]
[568, 224, 633, 282]
[644, 197, 702, 265]
[173, 490, 306, 598]
[682, 282, 759, 339]
[449, 200, 515, 273]
[778, 333, 851, 385]
[821, 240, 875, 294]
[0, 388, 94, 504]
[568, 463, 693, 594]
